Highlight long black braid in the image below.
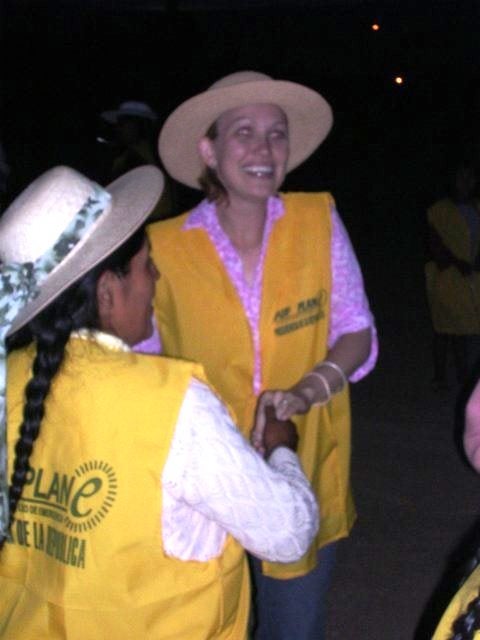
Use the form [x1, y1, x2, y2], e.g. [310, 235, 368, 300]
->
[0, 227, 146, 548]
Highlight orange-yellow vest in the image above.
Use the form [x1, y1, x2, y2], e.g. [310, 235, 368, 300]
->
[0, 337, 248, 639]
[149, 192, 355, 579]
[432, 565, 480, 639]
[426, 198, 480, 334]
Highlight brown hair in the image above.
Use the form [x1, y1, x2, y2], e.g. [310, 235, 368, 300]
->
[198, 121, 228, 204]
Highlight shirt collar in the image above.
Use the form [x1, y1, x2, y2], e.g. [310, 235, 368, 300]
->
[71, 329, 131, 352]
[183, 195, 285, 232]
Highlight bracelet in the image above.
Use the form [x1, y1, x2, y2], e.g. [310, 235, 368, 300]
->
[303, 371, 332, 406]
[317, 360, 347, 392]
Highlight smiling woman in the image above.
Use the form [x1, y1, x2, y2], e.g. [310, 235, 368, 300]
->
[144, 70, 378, 640]
[198, 103, 289, 212]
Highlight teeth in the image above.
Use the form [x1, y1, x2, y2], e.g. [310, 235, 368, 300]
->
[245, 166, 273, 177]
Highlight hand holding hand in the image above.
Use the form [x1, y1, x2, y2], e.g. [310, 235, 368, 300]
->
[251, 380, 321, 454]
[261, 406, 298, 458]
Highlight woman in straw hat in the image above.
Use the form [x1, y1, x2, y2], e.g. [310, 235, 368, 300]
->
[146, 71, 378, 639]
[0, 165, 319, 638]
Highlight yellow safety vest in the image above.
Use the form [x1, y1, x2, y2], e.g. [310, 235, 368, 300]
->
[149, 192, 355, 579]
[0, 336, 248, 639]
[432, 565, 480, 639]
[426, 198, 480, 334]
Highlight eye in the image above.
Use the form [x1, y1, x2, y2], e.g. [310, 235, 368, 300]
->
[270, 128, 288, 140]
[235, 126, 252, 138]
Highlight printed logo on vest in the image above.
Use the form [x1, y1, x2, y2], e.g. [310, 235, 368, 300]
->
[7, 460, 117, 569]
[273, 290, 327, 336]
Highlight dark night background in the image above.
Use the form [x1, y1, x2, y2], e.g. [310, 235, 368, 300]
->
[3, 1, 480, 230]
[3, 2, 480, 637]
[3, 0, 479, 350]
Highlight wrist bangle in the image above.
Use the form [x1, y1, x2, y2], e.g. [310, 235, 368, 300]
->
[317, 360, 347, 392]
[303, 371, 332, 406]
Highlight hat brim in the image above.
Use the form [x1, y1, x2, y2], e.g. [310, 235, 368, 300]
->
[159, 79, 333, 189]
[8, 165, 164, 335]
[101, 110, 157, 124]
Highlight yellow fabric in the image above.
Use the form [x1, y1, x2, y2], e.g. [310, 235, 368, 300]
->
[149, 192, 355, 579]
[432, 565, 480, 639]
[426, 198, 480, 334]
[0, 337, 248, 639]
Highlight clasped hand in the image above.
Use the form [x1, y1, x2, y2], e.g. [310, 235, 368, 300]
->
[251, 383, 315, 456]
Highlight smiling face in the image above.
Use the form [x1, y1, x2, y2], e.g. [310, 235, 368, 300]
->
[97, 238, 159, 346]
[198, 103, 289, 206]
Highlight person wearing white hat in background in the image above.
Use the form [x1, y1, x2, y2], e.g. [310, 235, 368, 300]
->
[0, 165, 319, 638]
[144, 71, 378, 639]
[100, 100, 173, 220]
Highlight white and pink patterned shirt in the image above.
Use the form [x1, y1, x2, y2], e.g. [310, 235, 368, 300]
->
[163, 377, 319, 562]
[136, 195, 378, 392]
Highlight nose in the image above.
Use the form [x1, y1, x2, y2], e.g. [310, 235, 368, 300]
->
[252, 134, 272, 155]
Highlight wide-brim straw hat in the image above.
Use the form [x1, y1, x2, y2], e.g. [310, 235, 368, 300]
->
[101, 101, 158, 124]
[159, 70, 333, 189]
[0, 164, 164, 335]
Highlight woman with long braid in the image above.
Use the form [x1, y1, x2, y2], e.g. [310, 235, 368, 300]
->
[0, 166, 318, 639]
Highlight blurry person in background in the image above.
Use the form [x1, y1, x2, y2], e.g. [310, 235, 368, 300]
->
[99, 101, 173, 220]
[426, 162, 480, 391]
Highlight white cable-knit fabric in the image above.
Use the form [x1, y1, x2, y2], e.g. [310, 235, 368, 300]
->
[162, 378, 319, 562]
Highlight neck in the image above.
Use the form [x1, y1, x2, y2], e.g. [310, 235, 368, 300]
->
[216, 197, 268, 251]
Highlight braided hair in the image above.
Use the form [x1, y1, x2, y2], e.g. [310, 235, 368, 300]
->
[1, 227, 146, 547]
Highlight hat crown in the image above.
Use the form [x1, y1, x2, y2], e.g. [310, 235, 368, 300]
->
[101, 101, 157, 123]
[209, 71, 272, 91]
[0, 167, 105, 265]
[118, 101, 156, 117]
[119, 100, 150, 110]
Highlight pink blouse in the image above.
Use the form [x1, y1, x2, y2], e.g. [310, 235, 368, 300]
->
[465, 380, 480, 472]
[136, 195, 378, 393]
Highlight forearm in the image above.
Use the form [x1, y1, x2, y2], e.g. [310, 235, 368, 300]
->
[167, 379, 319, 563]
[291, 327, 372, 405]
[226, 447, 320, 563]
[325, 327, 371, 376]
[428, 224, 471, 272]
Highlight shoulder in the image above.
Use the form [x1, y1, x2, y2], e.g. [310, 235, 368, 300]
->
[147, 210, 190, 243]
[7, 343, 36, 382]
[280, 191, 335, 212]
[279, 192, 335, 236]
[67, 338, 204, 391]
